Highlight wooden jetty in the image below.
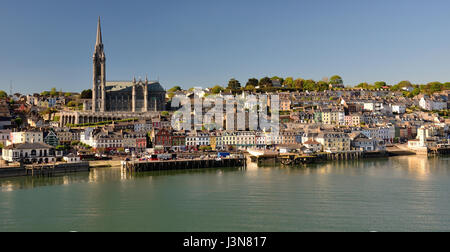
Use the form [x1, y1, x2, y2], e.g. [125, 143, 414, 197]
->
[429, 146, 450, 156]
[123, 158, 246, 173]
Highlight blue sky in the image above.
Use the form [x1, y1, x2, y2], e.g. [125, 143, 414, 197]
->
[1, 0, 450, 94]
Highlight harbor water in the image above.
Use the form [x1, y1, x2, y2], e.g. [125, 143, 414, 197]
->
[0, 156, 449, 232]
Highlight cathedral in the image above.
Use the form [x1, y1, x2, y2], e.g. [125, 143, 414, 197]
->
[60, 18, 166, 126]
[91, 18, 166, 113]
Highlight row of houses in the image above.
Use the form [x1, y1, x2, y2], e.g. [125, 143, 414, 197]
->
[149, 128, 388, 153]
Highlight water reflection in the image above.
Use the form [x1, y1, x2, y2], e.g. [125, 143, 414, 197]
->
[0, 173, 91, 192]
[1, 157, 449, 192]
[0, 167, 244, 192]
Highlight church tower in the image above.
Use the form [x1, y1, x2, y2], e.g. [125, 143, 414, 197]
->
[92, 17, 106, 112]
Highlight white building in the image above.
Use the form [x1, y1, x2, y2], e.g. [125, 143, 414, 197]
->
[8, 131, 44, 146]
[0, 129, 11, 146]
[63, 154, 82, 163]
[419, 97, 447, 111]
[391, 104, 406, 114]
[364, 102, 391, 114]
[2, 142, 56, 163]
[186, 132, 210, 147]
[235, 131, 256, 148]
[361, 126, 395, 143]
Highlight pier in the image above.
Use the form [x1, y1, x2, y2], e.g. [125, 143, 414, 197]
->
[250, 150, 398, 166]
[123, 158, 246, 173]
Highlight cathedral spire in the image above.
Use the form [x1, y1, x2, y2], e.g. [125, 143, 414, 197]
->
[96, 17, 103, 46]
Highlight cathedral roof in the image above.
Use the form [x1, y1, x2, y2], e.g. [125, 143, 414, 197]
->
[105, 81, 165, 92]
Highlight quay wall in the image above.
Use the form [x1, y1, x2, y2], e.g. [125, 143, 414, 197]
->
[0, 162, 90, 179]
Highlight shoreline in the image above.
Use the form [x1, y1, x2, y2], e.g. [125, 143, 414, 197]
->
[0, 152, 448, 179]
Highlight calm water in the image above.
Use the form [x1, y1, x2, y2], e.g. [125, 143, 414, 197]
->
[1, 156, 450, 232]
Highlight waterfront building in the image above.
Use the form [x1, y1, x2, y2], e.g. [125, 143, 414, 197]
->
[81, 128, 124, 150]
[408, 126, 439, 151]
[153, 128, 173, 150]
[264, 132, 282, 146]
[361, 126, 395, 143]
[235, 131, 256, 148]
[302, 132, 319, 144]
[212, 132, 224, 150]
[172, 132, 186, 152]
[220, 131, 236, 147]
[63, 154, 82, 163]
[350, 133, 377, 152]
[281, 131, 296, 145]
[255, 131, 266, 147]
[316, 132, 351, 152]
[303, 139, 322, 153]
[2, 142, 56, 163]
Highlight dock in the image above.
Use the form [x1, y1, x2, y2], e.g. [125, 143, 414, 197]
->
[122, 158, 246, 173]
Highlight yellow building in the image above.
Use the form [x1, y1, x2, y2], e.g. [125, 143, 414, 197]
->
[316, 132, 351, 152]
[210, 136, 217, 151]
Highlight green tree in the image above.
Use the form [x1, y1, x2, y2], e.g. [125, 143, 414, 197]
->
[0, 90, 7, 98]
[374, 81, 387, 89]
[246, 78, 259, 88]
[14, 118, 23, 128]
[317, 81, 330, 91]
[50, 87, 58, 96]
[303, 79, 316, 91]
[56, 145, 67, 151]
[293, 78, 304, 90]
[245, 85, 255, 91]
[211, 85, 224, 94]
[67, 101, 79, 107]
[356, 82, 372, 89]
[227, 78, 241, 90]
[41, 91, 50, 96]
[427, 82, 443, 93]
[168, 86, 182, 93]
[283, 77, 294, 88]
[411, 88, 421, 97]
[271, 76, 284, 86]
[329, 75, 343, 86]
[397, 80, 412, 88]
[259, 77, 273, 88]
[80, 89, 92, 99]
